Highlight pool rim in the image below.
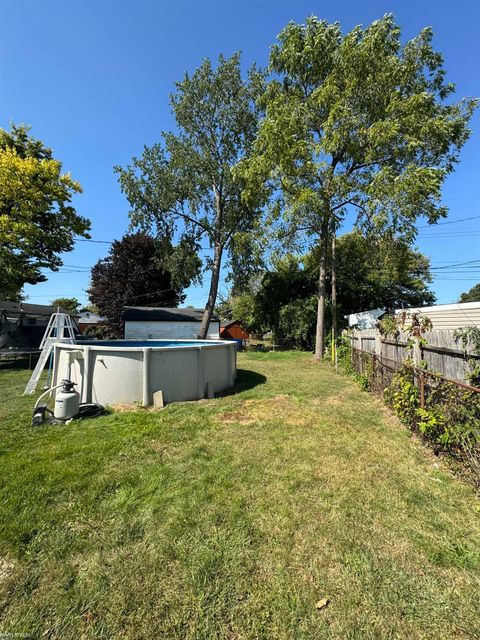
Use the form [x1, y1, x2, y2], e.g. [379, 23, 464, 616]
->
[60, 338, 236, 352]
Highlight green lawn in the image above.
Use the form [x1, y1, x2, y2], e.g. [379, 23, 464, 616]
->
[0, 352, 479, 639]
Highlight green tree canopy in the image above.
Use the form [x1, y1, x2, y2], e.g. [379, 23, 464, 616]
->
[0, 124, 90, 300]
[240, 15, 476, 357]
[88, 233, 196, 337]
[50, 297, 81, 315]
[116, 53, 267, 339]
[459, 283, 480, 303]
[306, 231, 435, 312]
[228, 231, 435, 348]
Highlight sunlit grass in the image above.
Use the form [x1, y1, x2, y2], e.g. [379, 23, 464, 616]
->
[0, 353, 479, 639]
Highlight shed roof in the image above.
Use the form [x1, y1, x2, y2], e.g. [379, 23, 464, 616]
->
[123, 307, 220, 323]
[221, 319, 241, 329]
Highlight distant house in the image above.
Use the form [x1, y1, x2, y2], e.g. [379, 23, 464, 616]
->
[0, 301, 79, 351]
[122, 307, 220, 340]
[77, 311, 105, 333]
[395, 302, 480, 330]
[346, 301, 480, 331]
[220, 320, 249, 341]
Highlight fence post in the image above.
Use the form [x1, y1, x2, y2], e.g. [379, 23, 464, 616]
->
[374, 330, 382, 357]
[412, 337, 422, 367]
[419, 370, 425, 409]
[372, 353, 376, 389]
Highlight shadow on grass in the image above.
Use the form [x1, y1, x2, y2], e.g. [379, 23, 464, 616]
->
[216, 368, 267, 397]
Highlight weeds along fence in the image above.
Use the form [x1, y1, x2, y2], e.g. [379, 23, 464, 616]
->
[351, 328, 478, 383]
[350, 346, 480, 485]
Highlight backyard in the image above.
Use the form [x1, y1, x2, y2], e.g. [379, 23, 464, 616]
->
[0, 352, 479, 639]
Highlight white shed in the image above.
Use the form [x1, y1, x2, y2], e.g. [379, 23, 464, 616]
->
[123, 307, 220, 340]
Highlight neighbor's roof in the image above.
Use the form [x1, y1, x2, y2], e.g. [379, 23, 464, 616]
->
[0, 300, 78, 318]
[123, 306, 220, 323]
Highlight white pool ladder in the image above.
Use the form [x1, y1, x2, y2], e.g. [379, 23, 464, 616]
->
[23, 313, 77, 396]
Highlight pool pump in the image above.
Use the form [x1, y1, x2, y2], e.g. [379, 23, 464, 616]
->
[54, 379, 80, 420]
[31, 378, 104, 426]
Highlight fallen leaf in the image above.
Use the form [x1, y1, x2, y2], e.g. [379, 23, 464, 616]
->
[315, 597, 330, 610]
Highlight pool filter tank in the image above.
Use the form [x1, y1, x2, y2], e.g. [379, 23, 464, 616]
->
[54, 380, 80, 420]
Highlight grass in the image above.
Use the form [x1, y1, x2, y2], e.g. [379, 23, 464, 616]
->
[0, 352, 479, 639]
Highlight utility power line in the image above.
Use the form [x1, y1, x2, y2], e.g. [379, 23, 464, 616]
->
[418, 214, 480, 229]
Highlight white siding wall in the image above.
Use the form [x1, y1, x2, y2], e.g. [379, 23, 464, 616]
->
[395, 302, 480, 330]
[125, 320, 220, 340]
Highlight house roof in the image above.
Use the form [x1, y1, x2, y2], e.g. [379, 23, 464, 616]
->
[0, 300, 78, 318]
[123, 306, 220, 323]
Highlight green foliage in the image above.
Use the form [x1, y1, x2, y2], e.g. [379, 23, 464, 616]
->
[115, 54, 267, 338]
[278, 295, 318, 350]
[373, 361, 479, 463]
[383, 365, 420, 425]
[459, 283, 480, 303]
[240, 14, 477, 357]
[230, 232, 434, 349]
[307, 231, 436, 313]
[0, 124, 90, 299]
[378, 315, 400, 339]
[417, 382, 480, 451]
[50, 297, 80, 315]
[88, 233, 192, 337]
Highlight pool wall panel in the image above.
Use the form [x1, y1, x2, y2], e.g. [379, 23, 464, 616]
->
[52, 340, 236, 407]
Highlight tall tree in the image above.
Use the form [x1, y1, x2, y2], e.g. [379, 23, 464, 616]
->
[306, 231, 436, 312]
[240, 15, 476, 358]
[0, 124, 90, 299]
[459, 283, 480, 303]
[116, 53, 266, 339]
[229, 232, 435, 346]
[88, 233, 196, 337]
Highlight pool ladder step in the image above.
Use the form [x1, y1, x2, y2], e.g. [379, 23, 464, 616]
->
[23, 313, 77, 396]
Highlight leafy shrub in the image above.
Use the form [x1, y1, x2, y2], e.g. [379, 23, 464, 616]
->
[418, 381, 480, 451]
[341, 337, 480, 482]
[384, 364, 419, 425]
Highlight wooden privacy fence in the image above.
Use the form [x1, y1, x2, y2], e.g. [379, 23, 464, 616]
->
[351, 328, 478, 383]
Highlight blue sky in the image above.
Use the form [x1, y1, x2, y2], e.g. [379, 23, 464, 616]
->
[1, 0, 479, 308]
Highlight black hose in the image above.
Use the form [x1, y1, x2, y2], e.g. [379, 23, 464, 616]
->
[76, 403, 105, 419]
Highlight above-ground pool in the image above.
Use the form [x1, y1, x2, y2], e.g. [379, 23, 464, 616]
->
[52, 339, 237, 406]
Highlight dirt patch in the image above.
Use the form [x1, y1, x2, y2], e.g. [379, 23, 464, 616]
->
[0, 557, 15, 583]
[218, 395, 310, 427]
[112, 403, 145, 413]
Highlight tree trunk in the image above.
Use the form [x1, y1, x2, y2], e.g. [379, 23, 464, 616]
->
[314, 220, 330, 360]
[331, 233, 337, 364]
[197, 243, 223, 339]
